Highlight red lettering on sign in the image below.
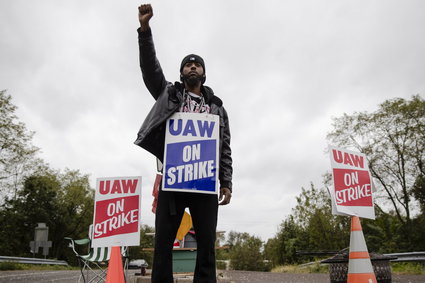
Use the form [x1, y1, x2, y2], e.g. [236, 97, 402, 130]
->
[121, 179, 138, 194]
[332, 149, 343, 163]
[98, 179, 139, 194]
[343, 152, 353, 166]
[332, 149, 364, 169]
[99, 180, 110, 195]
[350, 154, 364, 169]
[110, 180, 121, 194]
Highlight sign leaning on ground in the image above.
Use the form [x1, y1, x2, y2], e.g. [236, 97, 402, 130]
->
[92, 176, 142, 248]
[328, 145, 375, 219]
[162, 112, 219, 194]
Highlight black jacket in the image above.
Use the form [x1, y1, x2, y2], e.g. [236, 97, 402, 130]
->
[134, 28, 233, 190]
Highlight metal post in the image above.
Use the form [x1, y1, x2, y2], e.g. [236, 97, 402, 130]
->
[29, 223, 52, 258]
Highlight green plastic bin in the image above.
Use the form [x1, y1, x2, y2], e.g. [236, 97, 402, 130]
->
[172, 249, 197, 273]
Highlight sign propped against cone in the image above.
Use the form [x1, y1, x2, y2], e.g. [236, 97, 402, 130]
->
[328, 145, 375, 220]
[347, 216, 377, 283]
[106, 246, 125, 283]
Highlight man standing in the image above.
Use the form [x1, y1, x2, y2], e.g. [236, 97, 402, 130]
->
[135, 4, 233, 283]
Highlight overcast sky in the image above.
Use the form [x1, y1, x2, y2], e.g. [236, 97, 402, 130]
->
[1, 0, 424, 241]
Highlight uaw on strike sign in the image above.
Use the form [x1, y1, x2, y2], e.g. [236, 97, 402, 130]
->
[92, 176, 142, 248]
[329, 145, 375, 219]
[163, 112, 219, 194]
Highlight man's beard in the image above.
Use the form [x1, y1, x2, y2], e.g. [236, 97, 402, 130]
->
[182, 73, 203, 88]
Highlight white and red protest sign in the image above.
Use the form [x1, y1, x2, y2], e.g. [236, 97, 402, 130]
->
[329, 145, 375, 219]
[162, 112, 219, 194]
[92, 176, 142, 248]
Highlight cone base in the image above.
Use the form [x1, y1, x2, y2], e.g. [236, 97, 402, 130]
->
[347, 272, 377, 283]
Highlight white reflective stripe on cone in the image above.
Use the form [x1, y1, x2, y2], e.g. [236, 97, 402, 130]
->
[349, 231, 368, 252]
[348, 258, 374, 273]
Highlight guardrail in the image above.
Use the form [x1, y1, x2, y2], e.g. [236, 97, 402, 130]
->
[0, 256, 68, 266]
[384, 252, 425, 262]
[297, 250, 425, 263]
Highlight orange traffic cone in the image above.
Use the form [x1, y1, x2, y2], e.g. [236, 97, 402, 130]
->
[106, 246, 125, 283]
[347, 216, 377, 283]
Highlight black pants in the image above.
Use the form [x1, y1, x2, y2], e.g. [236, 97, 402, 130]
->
[151, 189, 218, 283]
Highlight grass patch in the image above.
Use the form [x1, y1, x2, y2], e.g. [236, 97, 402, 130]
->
[391, 262, 425, 275]
[272, 262, 425, 275]
[0, 262, 24, 271]
[272, 263, 329, 274]
[0, 262, 76, 271]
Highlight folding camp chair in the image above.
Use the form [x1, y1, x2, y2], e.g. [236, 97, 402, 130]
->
[65, 226, 129, 283]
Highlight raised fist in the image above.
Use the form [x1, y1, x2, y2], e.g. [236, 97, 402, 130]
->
[138, 4, 153, 30]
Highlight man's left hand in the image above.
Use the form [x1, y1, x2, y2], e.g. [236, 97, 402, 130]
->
[219, 187, 232, 205]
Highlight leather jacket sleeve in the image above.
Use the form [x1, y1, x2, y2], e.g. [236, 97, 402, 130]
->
[219, 107, 233, 191]
[138, 28, 168, 100]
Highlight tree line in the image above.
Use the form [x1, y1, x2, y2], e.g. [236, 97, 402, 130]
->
[0, 89, 424, 269]
[0, 90, 94, 264]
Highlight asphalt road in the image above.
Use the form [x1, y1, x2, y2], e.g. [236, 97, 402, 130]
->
[1, 269, 425, 282]
[220, 270, 425, 283]
[0, 270, 81, 282]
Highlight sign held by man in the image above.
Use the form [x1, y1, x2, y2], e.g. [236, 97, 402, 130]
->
[162, 112, 219, 194]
